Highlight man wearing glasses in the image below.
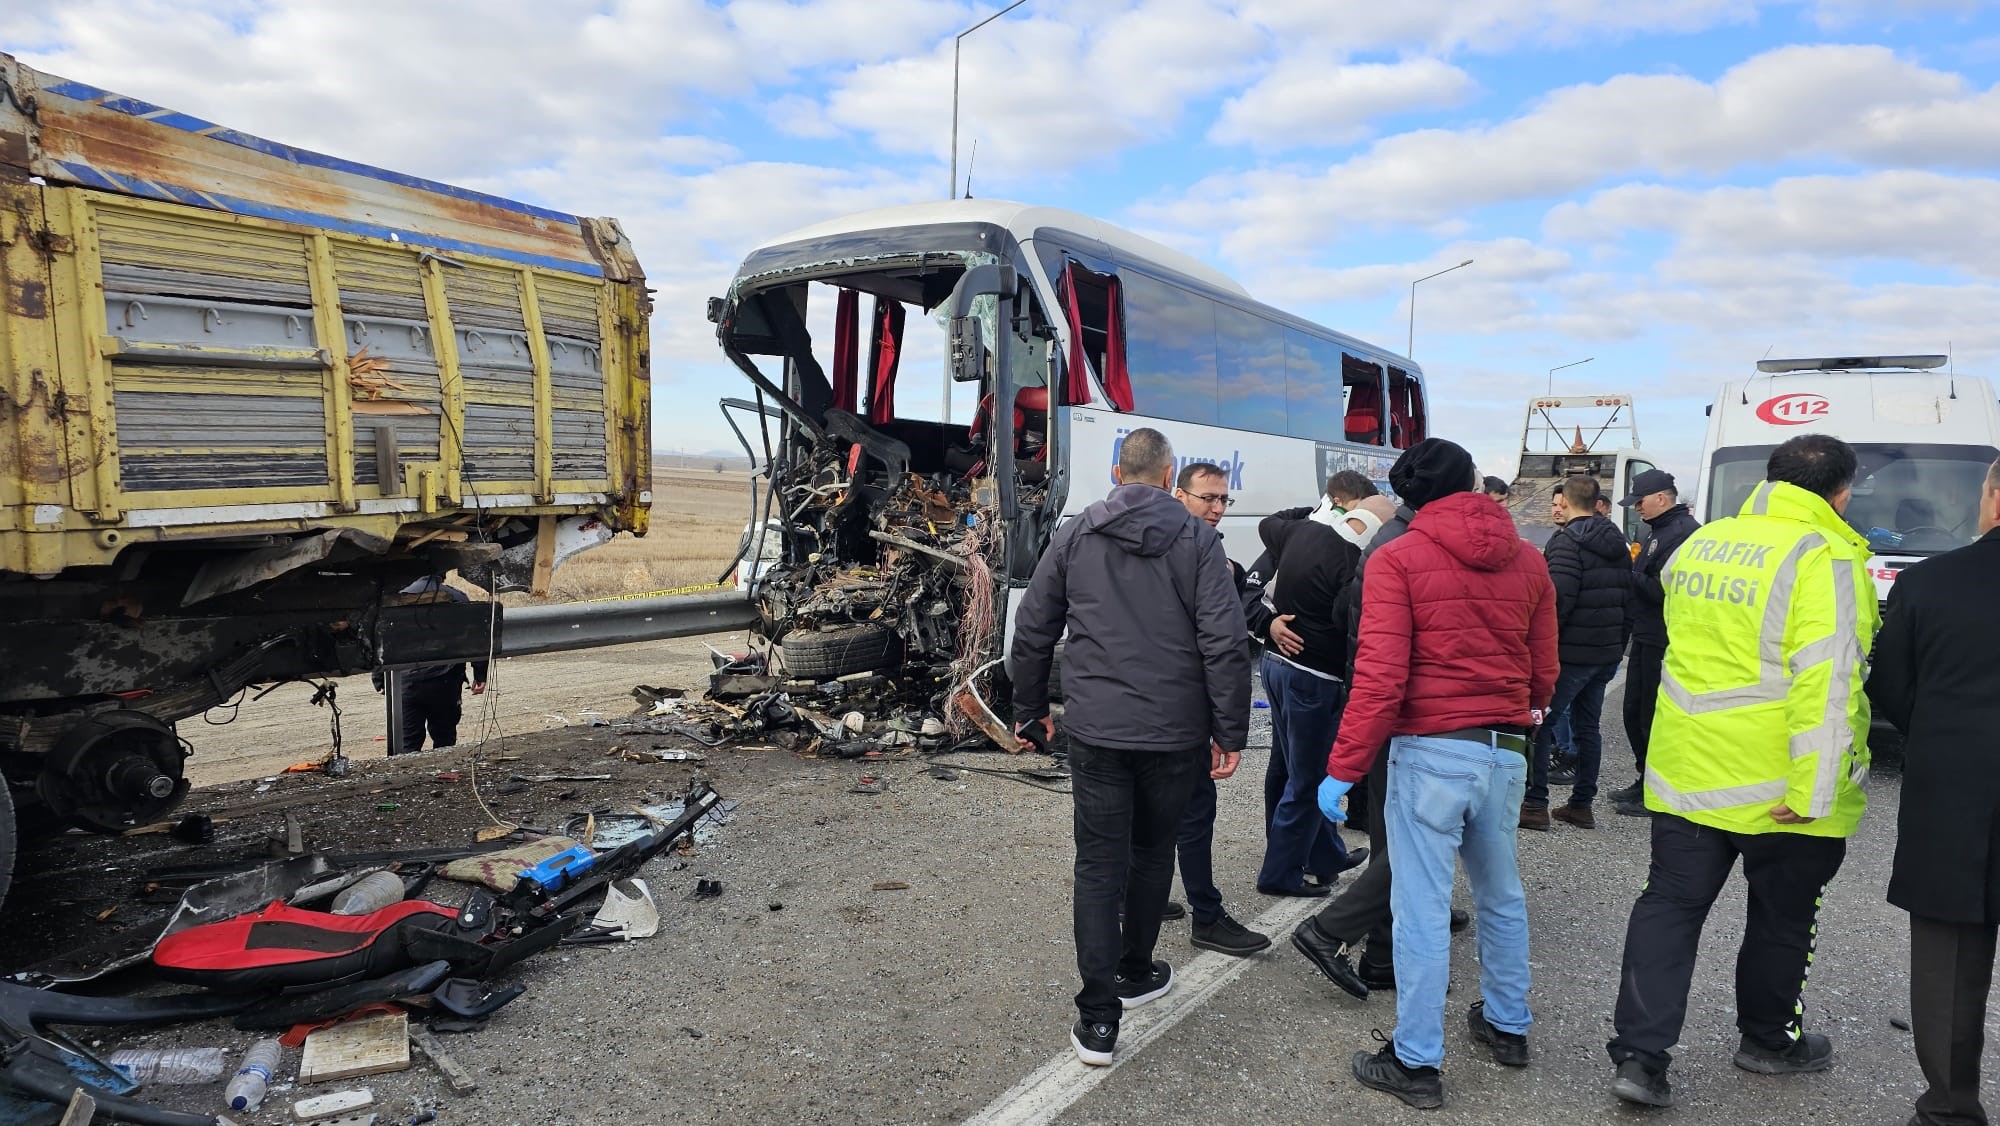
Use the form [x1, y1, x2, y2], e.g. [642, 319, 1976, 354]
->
[1168, 462, 1280, 955]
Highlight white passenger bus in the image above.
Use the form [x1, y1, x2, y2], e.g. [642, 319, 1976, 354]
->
[710, 200, 1428, 683]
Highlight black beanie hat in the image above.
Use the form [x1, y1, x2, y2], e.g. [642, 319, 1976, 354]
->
[1389, 438, 1477, 510]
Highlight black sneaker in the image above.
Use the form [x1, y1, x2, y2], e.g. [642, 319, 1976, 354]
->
[1611, 1058, 1672, 1106]
[1450, 908, 1472, 934]
[1161, 900, 1187, 922]
[1607, 780, 1643, 804]
[1467, 1001, 1529, 1067]
[1115, 959, 1173, 1009]
[1070, 1018, 1117, 1067]
[1352, 1032, 1444, 1110]
[1613, 798, 1651, 817]
[1548, 765, 1577, 785]
[1733, 1032, 1834, 1075]
[1192, 913, 1270, 956]
[1291, 919, 1367, 999]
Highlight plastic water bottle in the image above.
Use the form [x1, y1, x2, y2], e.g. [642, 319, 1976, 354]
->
[331, 870, 405, 915]
[108, 1047, 226, 1084]
[225, 1039, 282, 1111]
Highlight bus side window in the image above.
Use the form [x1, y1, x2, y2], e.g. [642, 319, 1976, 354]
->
[1122, 271, 1218, 425]
[1217, 304, 1286, 434]
[1343, 355, 1387, 446]
[1388, 367, 1426, 448]
[1284, 330, 1344, 439]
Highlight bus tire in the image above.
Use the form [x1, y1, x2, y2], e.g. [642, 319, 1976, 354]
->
[0, 779, 14, 917]
[780, 623, 898, 679]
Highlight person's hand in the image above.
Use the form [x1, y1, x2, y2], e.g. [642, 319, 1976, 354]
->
[1210, 742, 1241, 780]
[1269, 614, 1305, 657]
[1017, 715, 1055, 753]
[1769, 803, 1815, 825]
[470, 680, 487, 696]
[1318, 776, 1353, 824]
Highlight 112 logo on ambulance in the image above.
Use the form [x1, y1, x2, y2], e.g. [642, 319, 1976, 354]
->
[1754, 393, 1831, 426]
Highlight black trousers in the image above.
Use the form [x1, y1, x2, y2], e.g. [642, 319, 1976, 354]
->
[1308, 748, 1394, 971]
[1175, 775, 1224, 926]
[1622, 642, 1666, 777]
[1609, 813, 1847, 1071]
[1071, 739, 1205, 1025]
[397, 676, 463, 753]
[1911, 915, 1997, 1125]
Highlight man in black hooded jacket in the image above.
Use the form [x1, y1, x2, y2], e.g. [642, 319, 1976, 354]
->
[1010, 427, 1252, 1068]
[1607, 469, 1700, 814]
[1521, 475, 1633, 830]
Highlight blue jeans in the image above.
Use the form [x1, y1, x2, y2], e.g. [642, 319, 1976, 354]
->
[1385, 732, 1532, 1070]
[1259, 654, 1350, 891]
[1527, 661, 1618, 808]
[1552, 709, 1574, 759]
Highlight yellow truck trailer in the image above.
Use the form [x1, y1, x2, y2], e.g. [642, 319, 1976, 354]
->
[0, 55, 652, 868]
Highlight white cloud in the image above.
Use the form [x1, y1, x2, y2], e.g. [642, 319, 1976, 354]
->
[1143, 44, 2000, 262]
[1210, 57, 1477, 148]
[820, 0, 1265, 185]
[1237, 0, 1757, 54]
[1547, 172, 2000, 280]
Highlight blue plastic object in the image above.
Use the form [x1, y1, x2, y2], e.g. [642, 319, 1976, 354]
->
[517, 846, 596, 894]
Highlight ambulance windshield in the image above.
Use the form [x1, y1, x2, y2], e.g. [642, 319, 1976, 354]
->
[1705, 443, 1999, 555]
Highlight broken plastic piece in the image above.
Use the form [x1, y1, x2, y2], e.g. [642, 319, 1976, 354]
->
[293, 1089, 374, 1120]
[590, 878, 660, 939]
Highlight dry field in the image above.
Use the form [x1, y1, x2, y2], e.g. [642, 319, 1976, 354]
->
[511, 466, 760, 603]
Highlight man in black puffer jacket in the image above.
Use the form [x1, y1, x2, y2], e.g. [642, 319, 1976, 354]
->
[1521, 475, 1633, 830]
[1607, 470, 1700, 814]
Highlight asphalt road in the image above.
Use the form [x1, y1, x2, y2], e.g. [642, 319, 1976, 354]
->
[15, 667, 1964, 1126]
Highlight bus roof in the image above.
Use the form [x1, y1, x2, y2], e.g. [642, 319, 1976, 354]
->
[751, 199, 1251, 298]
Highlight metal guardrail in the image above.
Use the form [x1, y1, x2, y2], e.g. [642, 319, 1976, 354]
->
[499, 590, 759, 657]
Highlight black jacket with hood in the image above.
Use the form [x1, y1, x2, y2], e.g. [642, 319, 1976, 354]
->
[1543, 513, 1633, 666]
[1009, 484, 1251, 753]
[1628, 503, 1700, 648]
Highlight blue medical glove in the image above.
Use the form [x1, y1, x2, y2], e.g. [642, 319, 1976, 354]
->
[1318, 776, 1353, 824]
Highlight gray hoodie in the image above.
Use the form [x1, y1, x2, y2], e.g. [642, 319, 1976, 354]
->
[1009, 484, 1251, 753]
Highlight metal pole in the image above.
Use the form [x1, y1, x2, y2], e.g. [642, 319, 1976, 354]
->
[383, 668, 404, 756]
[1546, 356, 1595, 395]
[949, 0, 1030, 201]
[950, 39, 961, 199]
[1405, 258, 1473, 359]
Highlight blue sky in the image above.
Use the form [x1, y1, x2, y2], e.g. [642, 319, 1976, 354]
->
[12, 0, 2000, 480]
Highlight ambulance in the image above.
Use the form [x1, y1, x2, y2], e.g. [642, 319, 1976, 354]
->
[1693, 355, 2000, 608]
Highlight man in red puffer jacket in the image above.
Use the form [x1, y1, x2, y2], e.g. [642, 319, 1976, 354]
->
[1320, 438, 1559, 1110]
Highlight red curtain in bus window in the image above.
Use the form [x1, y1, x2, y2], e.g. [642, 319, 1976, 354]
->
[1387, 368, 1413, 448]
[867, 298, 906, 425]
[831, 288, 859, 413]
[1102, 275, 1133, 412]
[1345, 377, 1384, 445]
[1405, 375, 1428, 444]
[1057, 264, 1094, 407]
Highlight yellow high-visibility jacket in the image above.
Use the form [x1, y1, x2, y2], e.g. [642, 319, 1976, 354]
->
[1644, 480, 1879, 837]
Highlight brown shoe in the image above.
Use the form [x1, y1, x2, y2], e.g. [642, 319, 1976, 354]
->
[1551, 803, 1596, 829]
[1519, 803, 1551, 832]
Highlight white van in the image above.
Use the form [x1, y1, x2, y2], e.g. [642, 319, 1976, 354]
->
[1693, 355, 2000, 606]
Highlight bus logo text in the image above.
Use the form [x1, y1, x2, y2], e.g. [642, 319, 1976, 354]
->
[1112, 429, 1243, 489]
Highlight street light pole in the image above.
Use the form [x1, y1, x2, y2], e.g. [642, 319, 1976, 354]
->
[950, 0, 1029, 200]
[1407, 258, 1474, 359]
[1547, 356, 1594, 395]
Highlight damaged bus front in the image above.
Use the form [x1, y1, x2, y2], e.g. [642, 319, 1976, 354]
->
[710, 205, 1072, 728]
[711, 201, 1432, 735]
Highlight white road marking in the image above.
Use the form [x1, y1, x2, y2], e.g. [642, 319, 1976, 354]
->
[963, 893, 1327, 1126]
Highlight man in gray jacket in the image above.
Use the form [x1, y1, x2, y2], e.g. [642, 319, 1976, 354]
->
[1011, 427, 1252, 1068]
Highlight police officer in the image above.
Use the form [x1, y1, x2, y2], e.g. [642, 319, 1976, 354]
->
[1607, 469, 1700, 815]
[1605, 434, 1878, 1107]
